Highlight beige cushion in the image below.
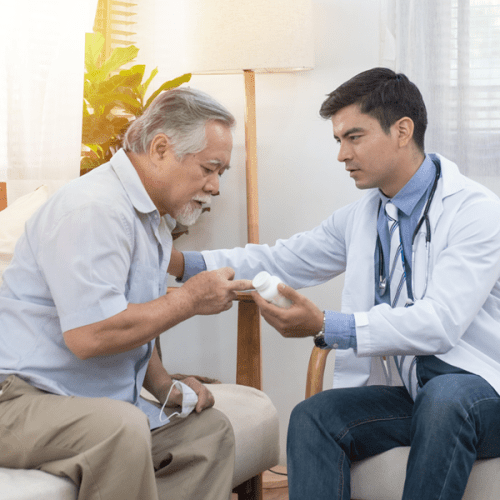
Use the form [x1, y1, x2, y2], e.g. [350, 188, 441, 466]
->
[0, 468, 77, 500]
[0, 185, 49, 284]
[142, 383, 280, 488]
[351, 446, 500, 500]
[208, 383, 280, 487]
[0, 384, 279, 499]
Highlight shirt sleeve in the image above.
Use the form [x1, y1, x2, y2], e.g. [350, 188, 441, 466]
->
[324, 310, 357, 350]
[37, 202, 132, 332]
[176, 251, 207, 283]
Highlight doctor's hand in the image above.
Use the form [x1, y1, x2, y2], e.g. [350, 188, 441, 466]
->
[251, 284, 324, 338]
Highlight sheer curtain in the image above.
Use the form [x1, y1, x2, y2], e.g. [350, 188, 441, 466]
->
[382, 0, 500, 180]
[0, 0, 97, 203]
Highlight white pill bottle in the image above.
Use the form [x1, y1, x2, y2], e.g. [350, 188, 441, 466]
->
[252, 271, 293, 309]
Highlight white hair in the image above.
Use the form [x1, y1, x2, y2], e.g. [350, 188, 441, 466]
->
[123, 87, 235, 159]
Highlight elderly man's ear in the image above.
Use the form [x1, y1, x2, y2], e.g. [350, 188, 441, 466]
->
[149, 133, 171, 161]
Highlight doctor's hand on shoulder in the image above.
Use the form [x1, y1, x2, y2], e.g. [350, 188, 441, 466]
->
[251, 284, 324, 338]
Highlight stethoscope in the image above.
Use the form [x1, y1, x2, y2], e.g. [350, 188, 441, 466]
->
[377, 159, 441, 302]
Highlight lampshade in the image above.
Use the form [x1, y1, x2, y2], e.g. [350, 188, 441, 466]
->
[185, 0, 314, 74]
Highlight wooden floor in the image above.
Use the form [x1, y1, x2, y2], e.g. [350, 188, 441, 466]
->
[263, 486, 288, 500]
[231, 467, 289, 500]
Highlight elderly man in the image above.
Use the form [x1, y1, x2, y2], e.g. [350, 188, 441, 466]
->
[170, 68, 500, 499]
[0, 88, 251, 500]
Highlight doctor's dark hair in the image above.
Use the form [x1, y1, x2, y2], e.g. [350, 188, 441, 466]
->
[123, 87, 235, 159]
[319, 67, 428, 152]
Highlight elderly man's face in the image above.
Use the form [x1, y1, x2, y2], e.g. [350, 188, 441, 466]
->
[155, 121, 233, 223]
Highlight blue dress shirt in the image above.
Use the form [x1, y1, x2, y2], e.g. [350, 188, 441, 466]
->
[0, 149, 176, 429]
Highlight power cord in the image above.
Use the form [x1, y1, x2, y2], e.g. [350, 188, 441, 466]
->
[267, 468, 288, 476]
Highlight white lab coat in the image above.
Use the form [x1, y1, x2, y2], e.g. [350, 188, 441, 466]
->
[202, 155, 500, 394]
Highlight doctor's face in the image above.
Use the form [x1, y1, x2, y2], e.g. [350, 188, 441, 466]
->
[331, 104, 403, 198]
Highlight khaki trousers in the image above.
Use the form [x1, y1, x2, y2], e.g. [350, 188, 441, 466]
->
[0, 375, 235, 500]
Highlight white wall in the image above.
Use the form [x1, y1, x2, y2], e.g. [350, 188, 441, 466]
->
[137, 0, 382, 465]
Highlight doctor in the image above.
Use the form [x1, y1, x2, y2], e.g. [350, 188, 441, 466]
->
[169, 68, 500, 499]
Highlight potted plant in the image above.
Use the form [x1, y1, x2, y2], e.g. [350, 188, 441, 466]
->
[81, 31, 191, 175]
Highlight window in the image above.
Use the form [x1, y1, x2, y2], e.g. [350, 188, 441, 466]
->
[387, 0, 500, 177]
[449, 0, 500, 173]
[93, 0, 138, 59]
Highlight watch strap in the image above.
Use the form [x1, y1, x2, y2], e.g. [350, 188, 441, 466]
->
[314, 312, 327, 348]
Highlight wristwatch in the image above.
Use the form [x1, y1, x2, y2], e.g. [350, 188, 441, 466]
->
[313, 312, 327, 348]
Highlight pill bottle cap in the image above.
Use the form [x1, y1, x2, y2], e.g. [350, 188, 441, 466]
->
[252, 271, 272, 292]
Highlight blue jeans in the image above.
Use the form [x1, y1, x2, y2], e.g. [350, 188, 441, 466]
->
[287, 373, 500, 499]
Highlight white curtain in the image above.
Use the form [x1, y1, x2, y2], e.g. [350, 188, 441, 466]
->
[381, 0, 500, 179]
[133, 0, 187, 78]
[0, 0, 98, 203]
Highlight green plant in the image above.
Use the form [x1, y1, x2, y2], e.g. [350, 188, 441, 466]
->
[81, 32, 191, 174]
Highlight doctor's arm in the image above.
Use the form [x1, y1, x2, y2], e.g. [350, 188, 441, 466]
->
[170, 248, 355, 345]
[251, 284, 357, 350]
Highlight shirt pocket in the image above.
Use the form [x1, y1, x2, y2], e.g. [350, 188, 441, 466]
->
[125, 263, 160, 303]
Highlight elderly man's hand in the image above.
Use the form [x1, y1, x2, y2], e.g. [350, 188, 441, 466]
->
[181, 267, 253, 316]
[164, 376, 215, 413]
[251, 283, 324, 338]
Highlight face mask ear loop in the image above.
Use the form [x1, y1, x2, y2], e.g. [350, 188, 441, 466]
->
[159, 381, 181, 422]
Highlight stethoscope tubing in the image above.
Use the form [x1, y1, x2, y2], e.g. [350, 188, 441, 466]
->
[378, 159, 441, 302]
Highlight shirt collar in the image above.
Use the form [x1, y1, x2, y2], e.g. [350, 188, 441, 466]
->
[379, 154, 436, 217]
[109, 149, 177, 232]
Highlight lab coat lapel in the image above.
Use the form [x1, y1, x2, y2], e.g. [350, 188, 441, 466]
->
[342, 192, 379, 314]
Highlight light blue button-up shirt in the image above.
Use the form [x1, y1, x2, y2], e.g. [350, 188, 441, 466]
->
[375, 154, 437, 307]
[0, 149, 176, 429]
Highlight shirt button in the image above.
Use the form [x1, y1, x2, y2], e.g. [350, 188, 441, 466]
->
[333, 343, 339, 349]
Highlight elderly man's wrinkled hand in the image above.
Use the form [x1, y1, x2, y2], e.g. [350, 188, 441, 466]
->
[182, 267, 253, 315]
[162, 377, 214, 413]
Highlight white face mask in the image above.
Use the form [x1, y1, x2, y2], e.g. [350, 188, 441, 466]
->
[159, 380, 199, 422]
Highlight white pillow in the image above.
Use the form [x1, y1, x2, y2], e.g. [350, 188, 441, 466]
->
[0, 185, 49, 283]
